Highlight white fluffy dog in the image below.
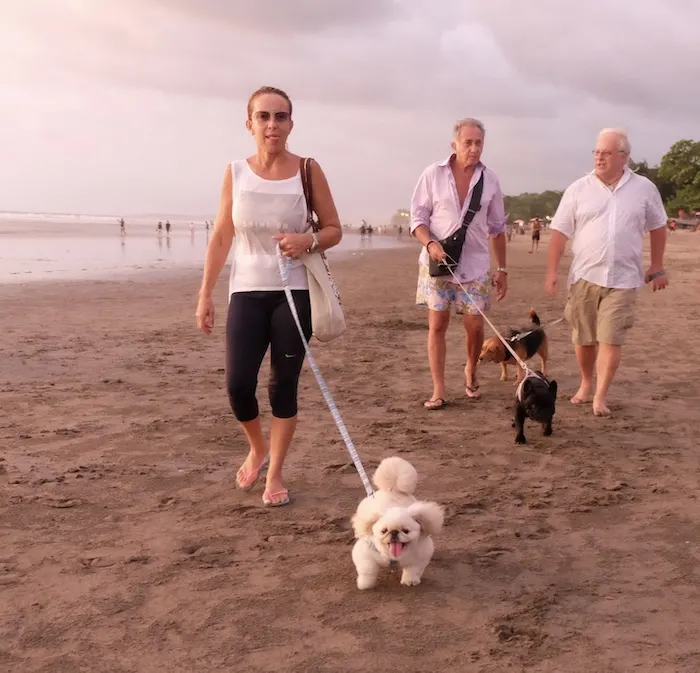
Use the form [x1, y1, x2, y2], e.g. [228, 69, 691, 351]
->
[350, 456, 444, 590]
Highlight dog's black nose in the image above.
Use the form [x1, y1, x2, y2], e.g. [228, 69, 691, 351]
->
[390, 530, 399, 540]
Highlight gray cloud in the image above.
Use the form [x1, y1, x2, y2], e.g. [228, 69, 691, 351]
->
[0, 0, 697, 220]
[470, 0, 700, 118]
[153, 0, 401, 34]
[2, 0, 560, 119]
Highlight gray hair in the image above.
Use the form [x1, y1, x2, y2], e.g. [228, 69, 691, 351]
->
[453, 117, 485, 139]
[597, 127, 631, 155]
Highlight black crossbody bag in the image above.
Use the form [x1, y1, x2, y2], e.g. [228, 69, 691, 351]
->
[428, 172, 484, 277]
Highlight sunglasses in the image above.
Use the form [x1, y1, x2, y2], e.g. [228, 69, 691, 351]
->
[253, 111, 291, 123]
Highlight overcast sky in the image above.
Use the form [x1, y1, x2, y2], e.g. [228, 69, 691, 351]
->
[1, 0, 698, 222]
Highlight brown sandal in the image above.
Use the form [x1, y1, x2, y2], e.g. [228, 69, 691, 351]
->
[424, 398, 447, 410]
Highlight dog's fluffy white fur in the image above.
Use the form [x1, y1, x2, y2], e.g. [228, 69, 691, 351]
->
[350, 456, 444, 590]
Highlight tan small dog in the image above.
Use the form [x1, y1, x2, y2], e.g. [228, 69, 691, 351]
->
[478, 308, 548, 384]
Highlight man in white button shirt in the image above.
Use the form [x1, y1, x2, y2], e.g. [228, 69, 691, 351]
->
[545, 128, 668, 416]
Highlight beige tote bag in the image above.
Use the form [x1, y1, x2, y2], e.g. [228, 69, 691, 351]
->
[299, 157, 346, 342]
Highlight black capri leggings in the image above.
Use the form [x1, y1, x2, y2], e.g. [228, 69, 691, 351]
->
[225, 290, 312, 423]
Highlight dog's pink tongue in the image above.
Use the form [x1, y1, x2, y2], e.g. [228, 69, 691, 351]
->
[390, 542, 403, 558]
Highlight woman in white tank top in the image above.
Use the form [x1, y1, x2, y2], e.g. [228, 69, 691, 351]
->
[195, 86, 343, 507]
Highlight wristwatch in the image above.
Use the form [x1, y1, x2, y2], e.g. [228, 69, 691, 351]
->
[307, 232, 319, 253]
[496, 267, 508, 275]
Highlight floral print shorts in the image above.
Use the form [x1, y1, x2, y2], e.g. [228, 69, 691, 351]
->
[415, 264, 492, 315]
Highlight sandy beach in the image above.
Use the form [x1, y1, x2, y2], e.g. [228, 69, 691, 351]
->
[2, 230, 700, 673]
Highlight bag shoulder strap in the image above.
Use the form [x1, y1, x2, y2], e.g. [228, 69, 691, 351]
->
[299, 157, 316, 225]
[460, 170, 485, 234]
[299, 157, 313, 215]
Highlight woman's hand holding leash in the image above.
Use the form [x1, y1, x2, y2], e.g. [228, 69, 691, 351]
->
[274, 233, 313, 259]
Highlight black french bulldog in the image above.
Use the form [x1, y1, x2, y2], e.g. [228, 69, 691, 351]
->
[513, 370, 557, 444]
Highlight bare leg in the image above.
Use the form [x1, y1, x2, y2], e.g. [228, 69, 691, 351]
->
[571, 344, 596, 404]
[463, 314, 484, 398]
[264, 416, 296, 502]
[236, 418, 269, 488]
[593, 343, 621, 416]
[426, 310, 450, 403]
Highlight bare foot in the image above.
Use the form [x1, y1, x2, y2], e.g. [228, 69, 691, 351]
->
[465, 366, 481, 399]
[570, 386, 593, 405]
[465, 381, 481, 399]
[424, 397, 447, 410]
[236, 452, 268, 490]
[264, 475, 288, 505]
[593, 398, 612, 417]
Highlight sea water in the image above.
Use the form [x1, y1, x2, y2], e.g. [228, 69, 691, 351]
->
[0, 214, 413, 283]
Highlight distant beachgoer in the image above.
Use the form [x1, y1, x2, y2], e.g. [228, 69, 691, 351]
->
[195, 85, 343, 507]
[545, 127, 668, 417]
[165, 220, 171, 235]
[119, 218, 126, 235]
[529, 217, 542, 253]
[157, 221, 163, 234]
[410, 117, 508, 409]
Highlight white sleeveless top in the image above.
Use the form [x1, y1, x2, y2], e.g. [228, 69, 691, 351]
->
[228, 159, 309, 295]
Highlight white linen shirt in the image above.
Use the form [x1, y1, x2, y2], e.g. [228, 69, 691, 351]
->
[550, 168, 667, 289]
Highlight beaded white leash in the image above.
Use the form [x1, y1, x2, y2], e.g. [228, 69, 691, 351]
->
[275, 244, 374, 498]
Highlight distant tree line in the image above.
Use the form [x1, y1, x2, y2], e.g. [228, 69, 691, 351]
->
[503, 190, 564, 223]
[504, 139, 700, 221]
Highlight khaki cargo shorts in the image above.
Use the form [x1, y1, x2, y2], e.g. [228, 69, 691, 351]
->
[564, 279, 637, 346]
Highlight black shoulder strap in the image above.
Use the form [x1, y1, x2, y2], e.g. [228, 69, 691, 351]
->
[460, 171, 484, 233]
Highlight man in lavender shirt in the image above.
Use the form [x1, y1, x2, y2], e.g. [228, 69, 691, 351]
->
[410, 118, 508, 410]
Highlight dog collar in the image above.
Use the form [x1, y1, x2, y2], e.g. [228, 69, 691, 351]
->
[516, 370, 547, 402]
[365, 537, 399, 571]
